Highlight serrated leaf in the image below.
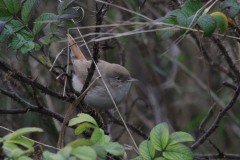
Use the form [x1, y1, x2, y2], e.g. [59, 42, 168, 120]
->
[177, 10, 192, 27]
[7, 137, 34, 151]
[91, 144, 107, 160]
[0, 21, 7, 34]
[21, 0, 41, 23]
[163, 143, 193, 160]
[18, 29, 34, 41]
[53, 27, 66, 38]
[59, 146, 72, 159]
[139, 140, 155, 160]
[44, 23, 57, 34]
[156, 18, 178, 41]
[74, 123, 96, 135]
[7, 20, 24, 32]
[71, 146, 97, 160]
[0, 25, 12, 42]
[9, 127, 43, 140]
[21, 41, 35, 54]
[210, 12, 228, 34]
[181, 0, 204, 15]
[12, 33, 25, 49]
[90, 128, 110, 144]
[0, 7, 13, 21]
[103, 142, 124, 156]
[221, 0, 236, 10]
[39, 34, 52, 45]
[168, 132, 195, 146]
[3, 0, 21, 14]
[34, 42, 41, 51]
[150, 123, 169, 151]
[60, 8, 79, 19]
[131, 156, 144, 160]
[33, 13, 55, 35]
[58, 19, 75, 28]
[50, 35, 61, 42]
[197, 14, 216, 36]
[229, 3, 240, 18]
[57, 0, 75, 15]
[68, 113, 98, 127]
[66, 139, 93, 148]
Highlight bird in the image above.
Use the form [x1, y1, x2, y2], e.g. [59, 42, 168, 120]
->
[68, 34, 138, 110]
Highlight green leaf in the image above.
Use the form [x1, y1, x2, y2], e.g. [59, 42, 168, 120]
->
[3, 142, 19, 151]
[156, 18, 178, 41]
[50, 35, 61, 42]
[229, 3, 240, 18]
[66, 139, 93, 148]
[3, 0, 21, 14]
[221, 0, 236, 10]
[139, 140, 155, 160]
[168, 132, 195, 146]
[91, 144, 107, 160]
[181, 0, 204, 15]
[130, 155, 144, 160]
[53, 27, 66, 38]
[43, 151, 56, 160]
[12, 33, 25, 49]
[18, 29, 34, 41]
[7, 20, 24, 32]
[39, 34, 52, 45]
[57, 0, 75, 15]
[154, 158, 167, 160]
[0, 0, 6, 7]
[71, 146, 97, 160]
[38, 55, 52, 67]
[8, 127, 43, 140]
[90, 128, 110, 144]
[74, 123, 96, 136]
[177, 10, 192, 27]
[44, 23, 57, 34]
[7, 137, 34, 151]
[163, 144, 194, 160]
[197, 14, 216, 36]
[0, 7, 13, 21]
[58, 19, 75, 28]
[102, 142, 124, 156]
[59, 146, 72, 159]
[210, 12, 228, 34]
[0, 25, 12, 42]
[68, 113, 98, 127]
[21, 0, 41, 23]
[11, 148, 25, 157]
[60, 8, 80, 19]
[18, 156, 33, 160]
[50, 154, 65, 160]
[150, 122, 169, 151]
[33, 13, 55, 35]
[34, 42, 41, 51]
[0, 21, 7, 34]
[21, 41, 35, 54]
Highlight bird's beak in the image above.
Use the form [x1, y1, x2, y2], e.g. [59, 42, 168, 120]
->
[127, 78, 138, 82]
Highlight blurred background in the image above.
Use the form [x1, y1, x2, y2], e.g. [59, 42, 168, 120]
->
[1, 0, 240, 159]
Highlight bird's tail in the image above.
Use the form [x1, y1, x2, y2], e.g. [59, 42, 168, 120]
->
[67, 34, 86, 61]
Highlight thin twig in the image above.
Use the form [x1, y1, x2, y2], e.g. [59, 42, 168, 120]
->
[191, 83, 240, 150]
[222, 81, 237, 90]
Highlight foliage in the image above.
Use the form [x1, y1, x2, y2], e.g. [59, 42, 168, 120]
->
[0, 0, 79, 55]
[156, 0, 231, 41]
[131, 122, 195, 160]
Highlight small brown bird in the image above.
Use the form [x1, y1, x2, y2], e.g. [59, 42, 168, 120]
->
[68, 35, 137, 110]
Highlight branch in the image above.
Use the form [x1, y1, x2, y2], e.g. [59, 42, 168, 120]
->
[222, 81, 237, 90]
[190, 83, 240, 150]
[211, 36, 240, 82]
[106, 110, 148, 140]
[0, 87, 65, 123]
[191, 33, 237, 82]
[0, 58, 73, 102]
[194, 153, 240, 159]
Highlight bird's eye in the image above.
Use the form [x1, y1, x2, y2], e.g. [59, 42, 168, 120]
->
[116, 77, 121, 81]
